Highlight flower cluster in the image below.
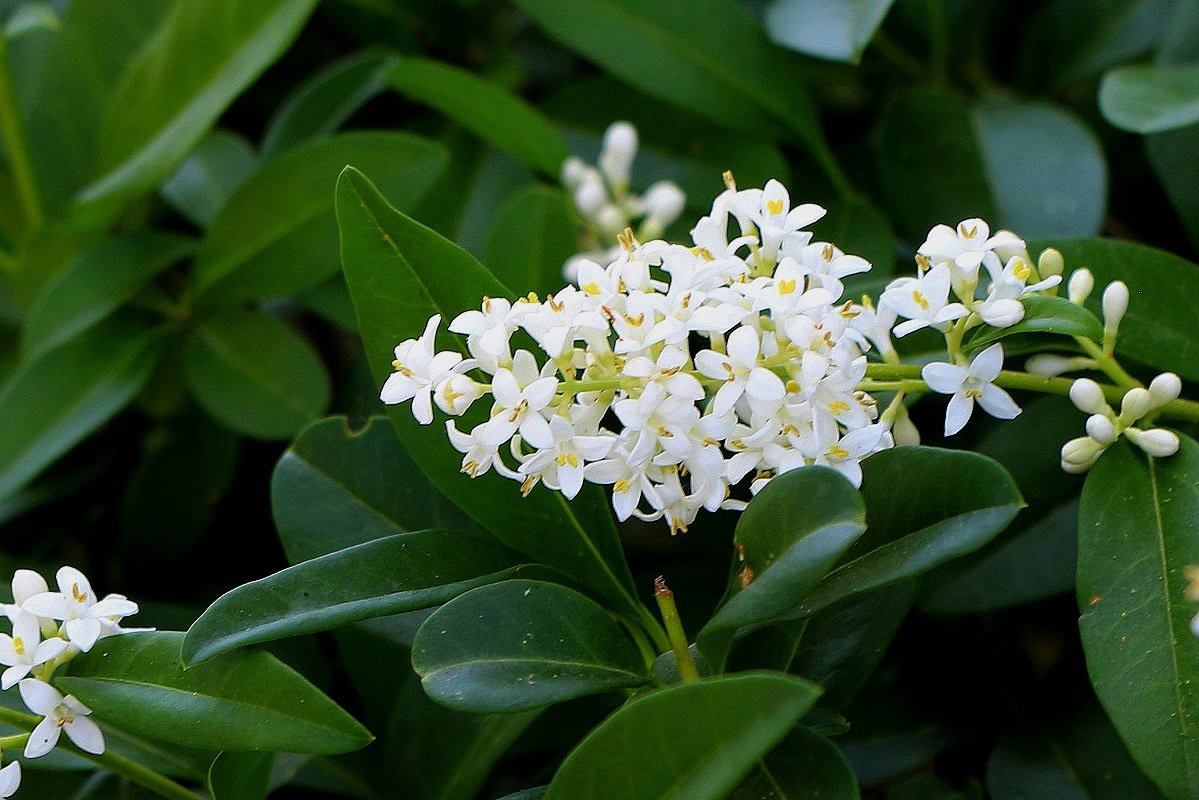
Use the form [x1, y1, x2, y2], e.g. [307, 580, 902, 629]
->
[1061, 374, 1181, 471]
[561, 121, 686, 282]
[0, 567, 143, 796]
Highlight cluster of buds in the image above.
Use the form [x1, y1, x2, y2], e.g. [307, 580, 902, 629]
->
[1062, 373, 1181, 472]
[0, 567, 144, 796]
[561, 122, 686, 282]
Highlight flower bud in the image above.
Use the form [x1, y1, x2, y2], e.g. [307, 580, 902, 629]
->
[892, 412, 920, 446]
[992, 231, 1029, 265]
[600, 121, 638, 189]
[979, 298, 1025, 328]
[1061, 436, 1106, 473]
[1025, 354, 1092, 377]
[1102, 281, 1129, 340]
[1086, 414, 1118, 444]
[573, 175, 607, 218]
[560, 156, 589, 190]
[434, 374, 485, 417]
[1126, 427, 1180, 458]
[641, 181, 686, 228]
[1037, 247, 1064, 279]
[10, 569, 47, 605]
[1069, 378, 1109, 414]
[1119, 387, 1152, 423]
[1149, 372, 1182, 408]
[1067, 269, 1094, 304]
[596, 205, 626, 239]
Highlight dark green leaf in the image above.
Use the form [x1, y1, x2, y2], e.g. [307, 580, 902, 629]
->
[965, 295, 1103, 352]
[764, 0, 896, 63]
[1147, 128, 1199, 252]
[386, 58, 569, 176]
[0, 317, 167, 500]
[209, 752, 273, 800]
[23, 233, 192, 360]
[1078, 437, 1199, 800]
[786, 447, 1024, 619]
[262, 50, 394, 156]
[1100, 63, 1199, 134]
[483, 185, 578, 297]
[545, 672, 822, 800]
[72, 0, 319, 228]
[272, 415, 477, 564]
[160, 130, 259, 229]
[193, 132, 448, 303]
[411, 580, 650, 712]
[731, 727, 860, 799]
[335, 166, 639, 614]
[58, 632, 372, 755]
[184, 529, 522, 663]
[811, 198, 896, 276]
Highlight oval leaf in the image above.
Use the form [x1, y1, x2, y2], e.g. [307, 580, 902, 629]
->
[1078, 436, 1199, 800]
[208, 752, 273, 800]
[57, 632, 372, 755]
[184, 310, 331, 440]
[545, 672, 822, 800]
[412, 579, 649, 712]
[160, 130, 259, 229]
[764, 0, 896, 63]
[965, 294, 1103, 352]
[184, 529, 522, 664]
[1100, 63, 1199, 134]
[732, 727, 861, 799]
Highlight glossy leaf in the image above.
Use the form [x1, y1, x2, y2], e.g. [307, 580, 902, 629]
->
[0, 318, 167, 500]
[786, 447, 1024, 619]
[209, 752, 273, 800]
[698, 466, 867, 668]
[386, 58, 569, 176]
[160, 130, 259, 228]
[184, 529, 522, 663]
[1100, 63, 1199, 134]
[411, 580, 649, 712]
[335, 165, 638, 614]
[262, 50, 394, 156]
[58, 632, 372, 755]
[272, 415, 477, 564]
[764, 0, 896, 63]
[72, 0, 318, 228]
[1035, 238, 1199, 381]
[971, 100, 1106, 237]
[965, 295, 1103, 352]
[193, 132, 447, 302]
[184, 310, 331, 440]
[732, 727, 860, 799]
[545, 672, 822, 800]
[23, 233, 192, 359]
[484, 185, 582, 297]
[1078, 437, 1199, 800]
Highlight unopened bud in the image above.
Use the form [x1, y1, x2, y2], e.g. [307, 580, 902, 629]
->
[1061, 436, 1106, 473]
[574, 175, 607, 218]
[892, 412, 920, 446]
[1025, 354, 1092, 377]
[992, 231, 1029, 264]
[1086, 414, 1118, 445]
[1102, 281, 1129, 345]
[1038, 247, 1065, 279]
[561, 156, 589, 190]
[596, 205, 626, 238]
[600, 121, 638, 190]
[1067, 269, 1094, 304]
[641, 181, 686, 228]
[1126, 427, 1180, 458]
[1120, 387, 1153, 423]
[1149, 372, 1182, 408]
[980, 298, 1025, 328]
[1069, 378, 1109, 414]
[10, 569, 47, 605]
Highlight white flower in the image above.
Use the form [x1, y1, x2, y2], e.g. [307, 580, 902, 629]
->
[814, 423, 889, 487]
[433, 373, 485, 417]
[736, 179, 825, 260]
[447, 421, 516, 480]
[0, 615, 67, 689]
[921, 344, 1021, 435]
[695, 326, 786, 417]
[2, 570, 49, 632]
[0, 762, 18, 798]
[881, 264, 969, 337]
[585, 444, 663, 521]
[977, 256, 1061, 328]
[600, 121, 638, 191]
[918, 219, 1023, 280]
[482, 350, 559, 449]
[22, 567, 138, 653]
[21, 679, 104, 758]
[381, 315, 466, 424]
[518, 416, 614, 499]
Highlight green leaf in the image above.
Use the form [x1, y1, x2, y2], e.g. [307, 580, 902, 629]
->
[1100, 63, 1199, 134]
[876, 88, 996, 243]
[58, 632, 372, 755]
[262, 50, 394, 157]
[23, 233, 192, 360]
[764, 0, 896, 63]
[1159, 0, 1199, 64]
[209, 752, 274, 800]
[483, 185, 577, 297]
[335, 165, 639, 614]
[964, 295, 1103, 352]
[1147, 127, 1199, 252]
[1078, 436, 1199, 800]
[184, 310, 331, 440]
[385, 58, 569, 177]
[971, 100, 1106, 237]
[411, 579, 650, 712]
[786, 447, 1024, 619]
[184, 529, 522, 663]
[545, 672, 822, 800]
[193, 132, 448, 303]
[160, 130, 259, 229]
[1034, 238, 1199, 381]
[698, 467, 867, 669]
[731, 727, 860, 799]
[0, 317, 168, 500]
[511, 0, 842, 190]
[71, 0, 319, 228]
[272, 415, 477, 564]
[811, 198, 896, 275]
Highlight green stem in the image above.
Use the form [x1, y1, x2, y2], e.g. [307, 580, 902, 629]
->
[0, 706, 35, 732]
[71, 746, 202, 800]
[654, 577, 700, 683]
[0, 733, 27, 749]
[0, 37, 41, 231]
[634, 604, 673, 654]
[1075, 337, 1141, 390]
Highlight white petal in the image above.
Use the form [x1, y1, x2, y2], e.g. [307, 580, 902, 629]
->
[892, 319, 928, 338]
[1, 665, 29, 690]
[55, 567, 93, 605]
[11, 571, 48, 605]
[523, 377, 560, 411]
[559, 462, 585, 499]
[0, 761, 19, 797]
[65, 618, 102, 652]
[64, 715, 105, 755]
[944, 392, 975, 436]
[612, 483, 640, 521]
[725, 325, 760, 366]
[411, 388, 434, 426]
[695, 350, 731, 380]
[977, 384, 1022, 420]
[922, 362, 968, 395]
[32, 637, 68, 665]
[19, 679, 62, 716]
[786, 203, 825, 229]
[746, 368, 786, 401]
[24, 716, 61, 758]
[971, 344, 1005, 383]
[427, 350, 463, 377]
[712, 381, 745, 418]
[380, 372, 419, 405]
[584, 461, 625, 484]
[519, 413, 555, 450]
[490, 370, 521, 408]
[21, 592, 69, 621]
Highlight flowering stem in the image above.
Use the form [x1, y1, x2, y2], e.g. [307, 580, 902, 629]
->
[1074, 337, 1142, 390]
[654, 577, 700, 683]
[0, 733, 27, 749]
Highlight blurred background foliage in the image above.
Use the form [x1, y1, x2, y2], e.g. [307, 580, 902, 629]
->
[0, 0, 1193, 796]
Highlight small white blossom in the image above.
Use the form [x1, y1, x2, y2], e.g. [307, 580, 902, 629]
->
[0, 615, 67, 689]
[22, 567, 138, 653]
[21, 679, 104, 758]
[918, 218, 1023, 280]
[0, 762, 18, 798]
[921, 344, 1021, 436]
[381, 315, 467, 424]
[882, 264, 969, 337]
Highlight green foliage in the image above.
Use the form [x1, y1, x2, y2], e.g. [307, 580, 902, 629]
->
[964, 295, 1103, 352]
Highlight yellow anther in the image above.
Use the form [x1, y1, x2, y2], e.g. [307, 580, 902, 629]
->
[702, 436, 721, 448]
[827, 400, 851, 414]
[524, 291, 540, 303]
[617, 227, 638, 250]
[915, 254, 931, 272]
[614, 479, 631, 493]
[822, 243, 834, 261]
[861, 294, 875, 311]
[12, 637, 24, 656]
[827, 444, 850, 460]
[657, 426, 673, 438]
[1013, 258, 1031, 282]
[778, 278, 797, 295]
[556, 453, 580, 468]
[72, 583, 88, 604]
[722, 170, 737, 190]
[622, 312, 645, 327]
[965, 388, 983, 398]
[520, 475, 539, 497]
[581, 282, 602, 295]
[482, 296, 492, 313]
[721, 361, 734, 375]
[391, 361, 414, 377]
[462, 460, 479, 477]
[912, 290, 930, 310]
[959, 222, 978, 239]
[442, 383, 464, 408]
[839, 300, 860, 318]
[548, 294, 564, 312]
[781, 423, 800, 436]
[669, 517, 689, 536]
[692, 246, 715, 261]
[729, 438, 745, 450]
[785, 379, 800, 393]
[766, 199, 784, 215]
